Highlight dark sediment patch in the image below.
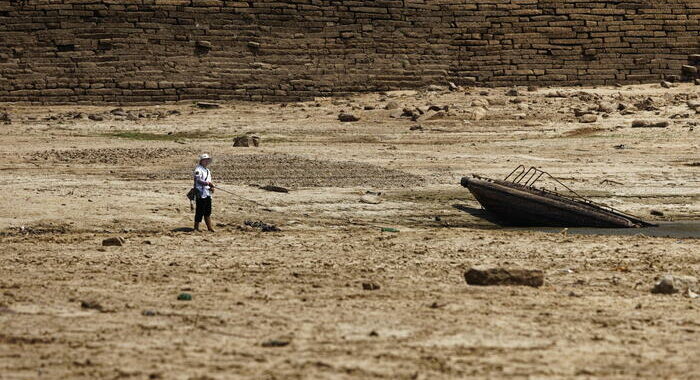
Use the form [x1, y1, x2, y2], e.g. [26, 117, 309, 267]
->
[28, 147, 196, 165]
[153, 153, 425, 188]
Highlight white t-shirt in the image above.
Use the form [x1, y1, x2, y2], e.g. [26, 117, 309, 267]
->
[193, 164, 212, 198]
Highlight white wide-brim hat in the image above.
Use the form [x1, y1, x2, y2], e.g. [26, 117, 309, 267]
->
[199, 153, 211, 160]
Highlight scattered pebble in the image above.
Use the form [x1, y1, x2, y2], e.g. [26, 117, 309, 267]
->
[651, 275, 698, 295]
[80, 300, 103, 311]
[261, 338, 290, 347]
[0, 112, 11, 124]
[506, 87, 520, 96]
[196, 102, 221, 109]
[177, 292, 192, 301]
[244, 220, 281, 232]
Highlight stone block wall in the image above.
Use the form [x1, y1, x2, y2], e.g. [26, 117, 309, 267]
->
[0, 0, 698, 103]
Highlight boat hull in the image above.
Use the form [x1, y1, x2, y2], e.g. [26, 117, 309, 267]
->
[461, 176, 641, 228]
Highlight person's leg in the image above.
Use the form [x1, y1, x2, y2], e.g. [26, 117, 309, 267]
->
[194, 197, 204, 231]
[204, 216, 214, 232]
[203, 197, 214, 232]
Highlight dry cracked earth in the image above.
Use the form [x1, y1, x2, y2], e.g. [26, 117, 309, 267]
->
[0, 83, 699, 379]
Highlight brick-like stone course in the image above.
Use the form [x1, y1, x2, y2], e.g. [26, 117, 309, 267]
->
[0, 0, 698, 104]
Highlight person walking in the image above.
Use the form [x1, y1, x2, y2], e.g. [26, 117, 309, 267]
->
[193, 153, 215, 232]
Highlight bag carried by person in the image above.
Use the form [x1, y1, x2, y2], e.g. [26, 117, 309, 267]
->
[187, 176, 198, 212]
[187, 173, 200, 200]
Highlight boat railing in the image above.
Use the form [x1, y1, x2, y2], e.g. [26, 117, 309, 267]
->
[506, 166, 586, 199]
[500, 166, 653, 226]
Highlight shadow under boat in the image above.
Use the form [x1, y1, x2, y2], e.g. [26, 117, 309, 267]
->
[460, 165, 656, 228]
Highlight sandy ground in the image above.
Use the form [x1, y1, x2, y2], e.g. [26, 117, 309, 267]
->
[0, 83, 699, 379]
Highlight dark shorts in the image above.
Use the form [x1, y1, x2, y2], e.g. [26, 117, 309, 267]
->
[195, 196, 212, 222]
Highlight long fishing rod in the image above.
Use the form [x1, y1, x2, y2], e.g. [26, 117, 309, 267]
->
[212, 184, 266, 207]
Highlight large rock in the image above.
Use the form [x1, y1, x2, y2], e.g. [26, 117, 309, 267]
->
[471, 99, 489, 108]
[233, 135, 260, 147]
[196, 40, 212, 50]
[651, 274, 698, 295]
[597, 102, 616, 113]
[384, 101, 400, 110]
[102, 236, 125, 246]
[464, 107, 487, 121]
[401, 108, 419, 119]
[359, 193, 382, 204]
[389, 109, 404, 119]
[338, 113, 360, 122]
[428, 104, 448, 112]
[110, 108, 128, 117]
[631, 120, 669, 128]
[417, 110, 446, 122]
[681, 65, 698, 75]
[196, 102, 221, 109]
[426, 84, 446, 92]
[579, 114, 598, 123]
[461, 77, 477, 86]
[464, 267, 544, 287]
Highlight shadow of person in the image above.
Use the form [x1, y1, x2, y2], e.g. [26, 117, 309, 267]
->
[171, 227, 194, 233]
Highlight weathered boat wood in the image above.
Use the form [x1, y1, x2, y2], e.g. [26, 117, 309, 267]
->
[461, 172, 655, 228]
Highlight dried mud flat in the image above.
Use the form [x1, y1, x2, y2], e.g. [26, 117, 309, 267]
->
[0, 83, 699, 379]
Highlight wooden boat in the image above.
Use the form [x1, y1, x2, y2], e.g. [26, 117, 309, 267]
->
[461, 166, 655, 228]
